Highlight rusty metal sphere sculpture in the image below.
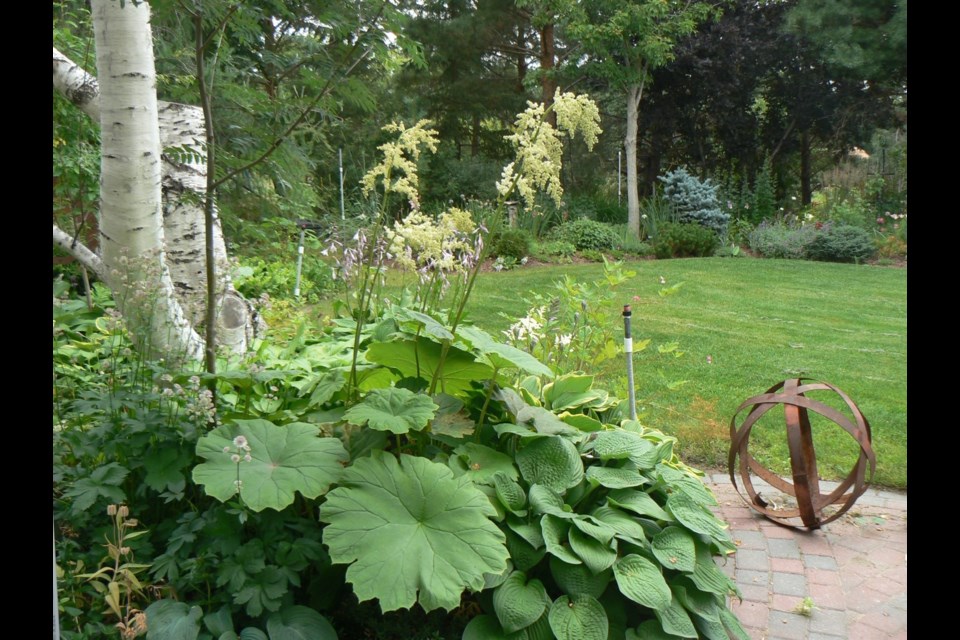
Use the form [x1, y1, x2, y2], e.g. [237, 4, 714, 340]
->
[728, 378, 876, 529]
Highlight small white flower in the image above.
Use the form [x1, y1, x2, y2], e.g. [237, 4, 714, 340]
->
[233, 436, 248, 449]
[231, 454, 241, 463]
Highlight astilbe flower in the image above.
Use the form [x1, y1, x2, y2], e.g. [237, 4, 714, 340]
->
[361, 120, 439, 202]
[387, 207, 478, 272]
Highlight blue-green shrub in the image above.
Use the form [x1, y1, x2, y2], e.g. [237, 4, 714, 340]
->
[659, 167, 730, 235]
[748, 221, 817, 259]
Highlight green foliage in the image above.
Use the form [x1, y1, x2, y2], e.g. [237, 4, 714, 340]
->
[233, 255, 332, 303]
[659, 168, 730, 235]
[534, 240, 578, 261]
[726, 218, 755, 248]
[549, 218, 621, 251]
[804, 224, 876, 263]
[875, 234, 907, 260]
[490, 228, 534, 260]
[653, 223, 720, 259]
[747, 220, 818, 259]
[751, 159, 777, 223]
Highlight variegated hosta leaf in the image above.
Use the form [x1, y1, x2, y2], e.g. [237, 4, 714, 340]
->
[342, 387, 438, 434]
[319, 452, 509, 612]
[193, 420, 348, 512]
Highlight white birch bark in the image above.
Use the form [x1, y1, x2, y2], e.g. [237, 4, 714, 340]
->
[53, 223, 106, 280]
[53, 46, 259, 352]
[625, 84, 642, 239]
[92, 0, 204, 362]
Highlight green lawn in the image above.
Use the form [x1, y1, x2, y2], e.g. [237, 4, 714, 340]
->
[463, 257, 907, 489]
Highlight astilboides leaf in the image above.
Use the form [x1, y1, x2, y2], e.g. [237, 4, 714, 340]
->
[193, 419, 348, 512]
[319, 451, 509, 612]
[343, 387, 438, 434]
[365, 339, 494, 396]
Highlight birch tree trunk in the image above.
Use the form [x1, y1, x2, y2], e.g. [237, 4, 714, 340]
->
[53, 43, 260, 354]
[91, 0, 205, 362]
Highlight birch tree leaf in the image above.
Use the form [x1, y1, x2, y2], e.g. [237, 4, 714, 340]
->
[319, 452, 509, 612]
[193, 420, 348, 512]
[343, 387, 438, 434]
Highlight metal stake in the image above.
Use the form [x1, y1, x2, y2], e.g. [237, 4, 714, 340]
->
[294, 226, 306, 298]
[339, 148, 346, 221]
[623, 304, 637, 420]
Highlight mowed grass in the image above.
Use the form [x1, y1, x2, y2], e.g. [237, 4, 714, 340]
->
[463, 258, 907, 489]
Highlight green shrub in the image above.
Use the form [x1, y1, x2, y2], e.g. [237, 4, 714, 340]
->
[748, 221, 817, 259]
[653, 222, 720, 259]
[549, 218, 620, 251]
[727, 217, 755, 247]
[659, 167, 730, 234]
[534, 239, 577, 259]
[805, 224, 877, 263]
[233, 255, 330, 302]
[489, 228, 533, 260]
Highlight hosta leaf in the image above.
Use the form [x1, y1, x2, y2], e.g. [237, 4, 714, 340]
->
[516, 436, 584, 493]
[495, 475, 528, 514]
[193, 420, 347, 512]
[542, 375, 595, 405]
[568, 527, 618, 574]
[586, 466, 647, 489]
[238, 629, 268, 640]
[719, 606, 752, 640]
[343, 387, 438, 434]
[691, 545, 739, 597]
[541, 515, 581, 565]
[144, 599, 202, 640]
[548, 595, 608, 640]
[454, 443, 519, 483]
[494, 387, 529, 417]
[494, 571, 550, 633]
[656, 465, 717, 507]
[458, 325, 554, 377]
[560, 414, 604, 432]
[365, 339, 494, 396]
[570, 517, 616, 545]
[591, 431, 658, 469]
[528, 485, 574, 519]
[607, 490, 673, 522]
[665, 494, 730, 540]
[264, 606, 337, 640]
[590, 506, 648, 544]
[655, 596, 698, 638]
[505, 529, 547, 572]
[516, 406, 584, 438]
[319, 452, 508, 612]
[507, 515, 544, 549]
[461, 615, 507, 640]
[671, 585, 726, 640]
[494, 422, 539, 439]
[550, 557, 611, 598]
[548, 390, 608, 412]
[613, 555, 671, 610]
[652, 527, 697, 573]
[627, 621, 681, 640]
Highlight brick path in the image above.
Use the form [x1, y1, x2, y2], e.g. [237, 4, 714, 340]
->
[704, 472, 907, 640]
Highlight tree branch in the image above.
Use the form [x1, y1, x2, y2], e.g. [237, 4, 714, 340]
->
[53, 224, 107, 281]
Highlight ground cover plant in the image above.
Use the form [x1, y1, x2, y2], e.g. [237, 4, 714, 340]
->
[55, 94, 753, 640]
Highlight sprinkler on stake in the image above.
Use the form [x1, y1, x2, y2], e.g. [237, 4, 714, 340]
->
[623, 304, 637, 420]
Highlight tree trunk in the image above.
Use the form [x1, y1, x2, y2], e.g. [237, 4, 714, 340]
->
[53, 45, 259, 355]
[540, 23, 557, 128]
[625, 81, 645, 238]
[800, 130, 812, 206]
[92, 0, 205, 362]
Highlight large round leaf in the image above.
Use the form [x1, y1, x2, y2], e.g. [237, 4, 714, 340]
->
[144, 599, 201, 640]
[493, 571, 550, 634]
[548, 595, 608, 640]
[516, 436, 584, 493]
[343, 387, 438, 434]
[319, 452, 509, 612]
[193, 420, 348, 512]
[613, 554, 671, 611]
[365, 339, 494, 396]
